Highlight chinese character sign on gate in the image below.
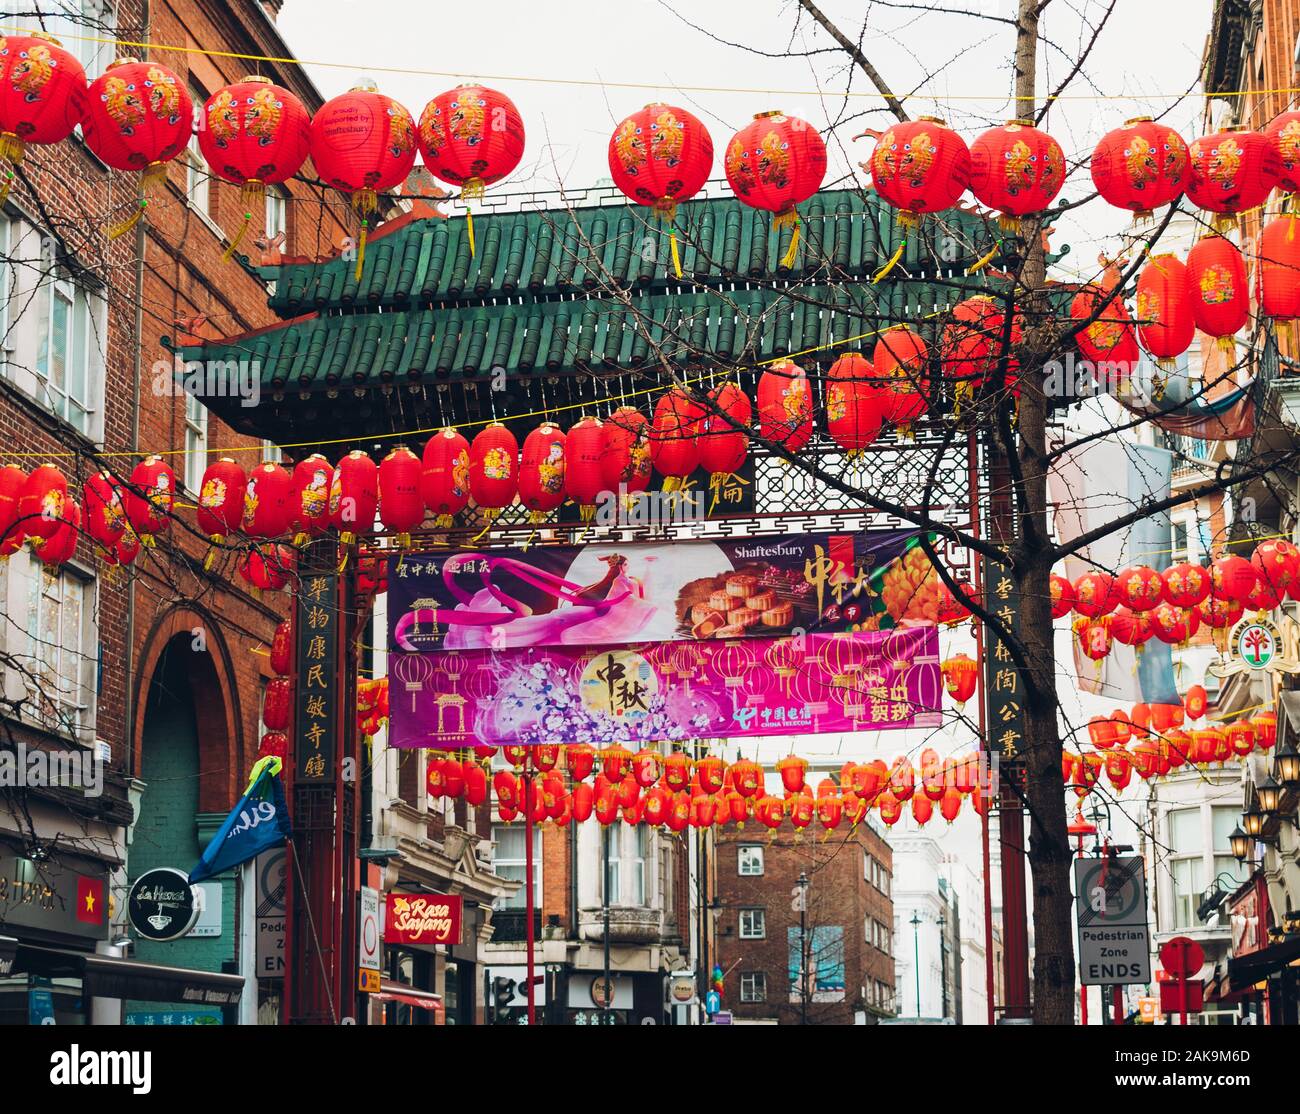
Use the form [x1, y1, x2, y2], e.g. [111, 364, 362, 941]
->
[295, 573, 339, 782]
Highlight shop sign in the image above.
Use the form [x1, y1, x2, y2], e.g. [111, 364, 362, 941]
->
[384, 892, 462, 946]
[1229, 879, 1267, 958]
[295, 572, 339, 782]
[1230, 617, 1281, 670]
[0, 853, 108, 941]
[127, 868, 200, 942]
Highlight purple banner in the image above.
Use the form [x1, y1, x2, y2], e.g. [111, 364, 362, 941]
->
[388, 627, 941, 749]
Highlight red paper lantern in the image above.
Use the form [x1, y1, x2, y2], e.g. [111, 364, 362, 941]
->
[421, 428, 471, 527]
[1185, 127, 1280, 231]
[463, 761, 487, 807]
[1090, 117, 1190, 219]
[1184, 684, 1208, 721]
[468, 423, 518, 516]
[1150, 602, 1201, 645]
[968, 119, 1065, 231]
[83, 471, 128, 552]
[1071, 283, 1140, 389]
[493, 770, 519, 810]
[1257, 216, 1300, 325]
[378, 446, 424, 539]
[939, 787, 964, 824]
[572, 781, 594, 822]
[565, 743, 596, 782]
[262, 676, 292, 731]
[872, 327, 929, 433]
[608, 102, 712, 219]
[289, 454, 332, 542]
[1198, 596, 1244, 630]
[1252, 539, 1300, 598]
[270, 620, 293, 676]
[940, 653, 979, 709]
[725, 110, 826, 260]
[1108, 606, 1153, 649]
[0, 33, 87, 189]
[602, 745, 632, 783]
[869, 116, 971, 227]
[310, 81, 416, 208]
[241, 544, 296, 592]
[1253, 712, 1278, 750]
[756, 360, 814, 451]
[600, 407, 652, 497]
[18, 462, 69, 545]
[110, 528, 141, 569]
[125, 456, 174, 543]
[825, 351, 883, 453]
[198, 76, 311, 219]
[888, 756, 915, 802]
[81, 58, 191, 215]
[258, 731, 288, 761]
[33, 497, 79, 567]
[877, 790, 903, 827]
[1075, 617, 1113, 661]
[1186, 235, 1249, 356]
[696, 756, 724, 794]
[632, 747, 664, 788]
[1162, 562, 1211, 608]
[357, 549, 388, 596]
[195, 458, 246, 544]
[776, 755, 807, 796]
[329, 451, 378, 546]
[649, 388, 703, 487]
[417, 85, 524, 197]
[564, 417, 606, 517]
[1210, 554, 1257, 604]
[1135, 254, 1195, 370]
[1115, 565, 1163, 612]
[941, 295, 1010, 409]
[642, 785, 671, 826]
[663, 752, 691, 792]
[0, 463, 25, 554]
[1050, 572, 1076, 619]
[1265, 109, 1300, 192]
[1244, 575, 1280, 615]
[242, 461, 293, 541]
[731, 758, 762, 798]
[698, 382, 751, 478]
[920, 749, 945, 802]
[1088, 715, 1120, 749]
[1072, 570, 1117, 618]
[518, 423, 567, 520]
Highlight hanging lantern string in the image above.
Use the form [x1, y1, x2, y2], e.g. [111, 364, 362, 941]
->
[14, 24, 1300, 104]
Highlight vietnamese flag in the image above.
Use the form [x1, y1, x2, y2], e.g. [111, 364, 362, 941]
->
[76, 875, 106, 925]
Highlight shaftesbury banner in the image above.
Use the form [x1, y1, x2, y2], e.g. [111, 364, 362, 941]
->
[386, 530, 945, 749]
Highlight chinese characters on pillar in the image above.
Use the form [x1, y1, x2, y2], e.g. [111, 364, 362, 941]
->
[984, 560, 1026, 762]
[295, 573, 339, 783]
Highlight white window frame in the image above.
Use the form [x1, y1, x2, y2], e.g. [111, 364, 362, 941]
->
[5, 2, 120, 81]
[739, 972, 766, 1003]
[265, 186, 287, 241]
[186, 115, 210, 216]
[738, 844, 764, 877]
[739, 907, 766, 940]
[491, 823, 541, 911]
[262, 440, 283, 463]
[1168, 807, 1205, 930]
[34, 264, 105, 441]
[184, 394, 208, 494]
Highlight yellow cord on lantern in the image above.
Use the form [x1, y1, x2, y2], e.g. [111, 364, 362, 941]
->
[670, 232, 683, 279]
[965, 240, 1001, 275]
[222, 211, 254, 263]
[872, 240, 905, 283]
[107, 197, 147, 240]
[355, 219, 368, 282]
[779, 223, 801, 269]
[466, 208, 476, 258]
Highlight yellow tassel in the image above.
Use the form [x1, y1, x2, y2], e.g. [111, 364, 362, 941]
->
[203, 546, 217, 572]
[0, 173, 11, 209]
[466, 209, 475, 258]
[1217, 336, 1235, 358]
[997, 213, 1021, 235]
[0, 132, 24, 164]
[434, 513, 453, 529]
[355, 220, 368, 283]
[661, 476, 680, 494]
[337, 550, 350, 573]
[580, 503, 595, 522]
[872, 241, 905, 284]
[222, 211, 254, 263]
[107, 199, 146, 240]
[1289, 213, 1297, 242]
[461, 177, 486, 201]
[779, 223, 801, 269]
[966, 240, 1001, 275]
[139, 533, 156, 548]
[670, 232, 683, 279]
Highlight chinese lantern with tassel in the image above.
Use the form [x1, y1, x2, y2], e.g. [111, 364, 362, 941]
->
[124, 456, 174, 546]
[1071, 273, 1140, 393]
[1253, 711, 1277, 750]
[1245, 575, 1280, 616]
[1266, 109, 1300, 190]
[1090, 117, 1189, 220]
[33, 497, 79, 567]
[888, 755, 915, 802]
[1184, 683, 1208, 721]
[81, 58, 192, 237]
[0, 33, 88, 204]
[608, 103, 712, 278]
[468, 423, 518, 521]
[1185, 127, 1280, 233]
[939, 786, 964, 824]
[518, 422, 567, 522]
[377, 445, 424, 545]
[290, 453, 332, 544]
[724, 111, 826, 268]
[198, 76, 312, 260]
[1050, 572, 1076, 619]
[868, 116, 971, 232]
[1186, 235, 1249, 362]
[418, 85, 524, 255]
[82, 471, 127, 555]
[310, 81, 417, 279]
[601, 744, 632, 783]
[649, 388, 703, 491]
[1252, 539, 1300, 599]
[564, 417, 605, 520]
[876, 790, 902, 827]
[571, 781, 594, 823]
[756, 361, 814, 451]
[698, 382, 751, 480]
[941, 295, 1003, 411]
[565, 742, 596, 782]
[776, 755, 807, 796]
[731, 758, 762, 798]
[825, 352, 883, 453]
[600, 407, 652, 498]
[0, 463, 25, 555]
[968, 119, 1065, 233]
[1198, 596, 1244, 632]
[940, 653, 979, 709]
[195, 458, 246, 563]
[1075, 616, 1113, 662]
[20, 464, 72, 547]
[1210, 554, 1258, 604]
[258, 731, 289, 761]
[1108, 606, 1153, 651]
[241, 544, 296, 592]
[241, 461, 293, 541]
[263, 677, 292, 730]
[1135, 254, 1195, 372]
[632, 748, 663, 788]
[663, 752, 691, 792]
[421, 428, 471, 528]
[329, 450, 378, 548]
[1150, 602, 1200, 645]
[1257, 215, 1300, 341]
[1072, 570, 1117, 618]
[872, 327, 929, 436]
[270, 620, 292, 675]
[1115, 565, 1164, 612]
[1162, 561, 1211, 608]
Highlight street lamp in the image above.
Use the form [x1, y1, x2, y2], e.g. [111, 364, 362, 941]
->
[1229, 825, 1252, 863]
[1257, 775, 1283, 817]
[796, 872, 810, 1026]
[1275, 738, 1300, 792]
[910, 911, 922, 1019]
[1242, 799, 1265, 838]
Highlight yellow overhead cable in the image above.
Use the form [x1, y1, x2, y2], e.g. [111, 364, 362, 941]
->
[2, 316, 933, 461]
[10, 25, 1292, 104]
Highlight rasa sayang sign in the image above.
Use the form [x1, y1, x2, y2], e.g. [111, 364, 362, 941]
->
[384, 892, 462, 946]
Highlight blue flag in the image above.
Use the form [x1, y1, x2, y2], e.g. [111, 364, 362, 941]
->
[189, 757, 292, 884]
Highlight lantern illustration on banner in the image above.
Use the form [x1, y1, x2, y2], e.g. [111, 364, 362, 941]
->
[940, 653, 979, 709]
[789, 650, 831, 719]
[709, 639, 756, 693]
[393, 653, 434, 713]
[764, 637, 804, 696]
[821, 633, 866, 718]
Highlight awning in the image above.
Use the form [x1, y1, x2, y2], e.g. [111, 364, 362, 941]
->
[376, 981, 442, 1011]
[0, 935, 17, 977]
[12, 944, 244, 1006]
[1228, 934, 1300, 992]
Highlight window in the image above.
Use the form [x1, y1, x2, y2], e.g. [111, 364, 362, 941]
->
[1, 551, 97, 742]
[0, 2, 116, 80]
[1171, 520, 1190, 563]
[491, 824, 541, 910]
[1169, 807, 1204, 930]
[739, 907, 766, 940]
[1212, 805, 1247, 890]
[184, 394, 208, 494]
[607, 823, 647, 905]
[186, 84, 210, 216]
[35, 268, 103, 437]
[266, 186, 287, 241]
[739, 972, 766, 1003]
[262, 440, 283, 463]
[738, 845, 764, 876]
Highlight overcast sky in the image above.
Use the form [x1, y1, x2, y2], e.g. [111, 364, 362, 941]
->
[280, 0, 1214, 278]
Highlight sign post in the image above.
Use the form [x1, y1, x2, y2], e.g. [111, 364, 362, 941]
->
[1158, 936, 1205, 1026]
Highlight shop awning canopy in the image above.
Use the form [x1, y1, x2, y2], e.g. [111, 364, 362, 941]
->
[12, 943, 244, 1007]
[375, 981, 442, 1011]
[1228, 933, 1300, 992]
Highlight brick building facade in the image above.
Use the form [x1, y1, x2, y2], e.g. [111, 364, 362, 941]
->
[713, 812, 896, 1024]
